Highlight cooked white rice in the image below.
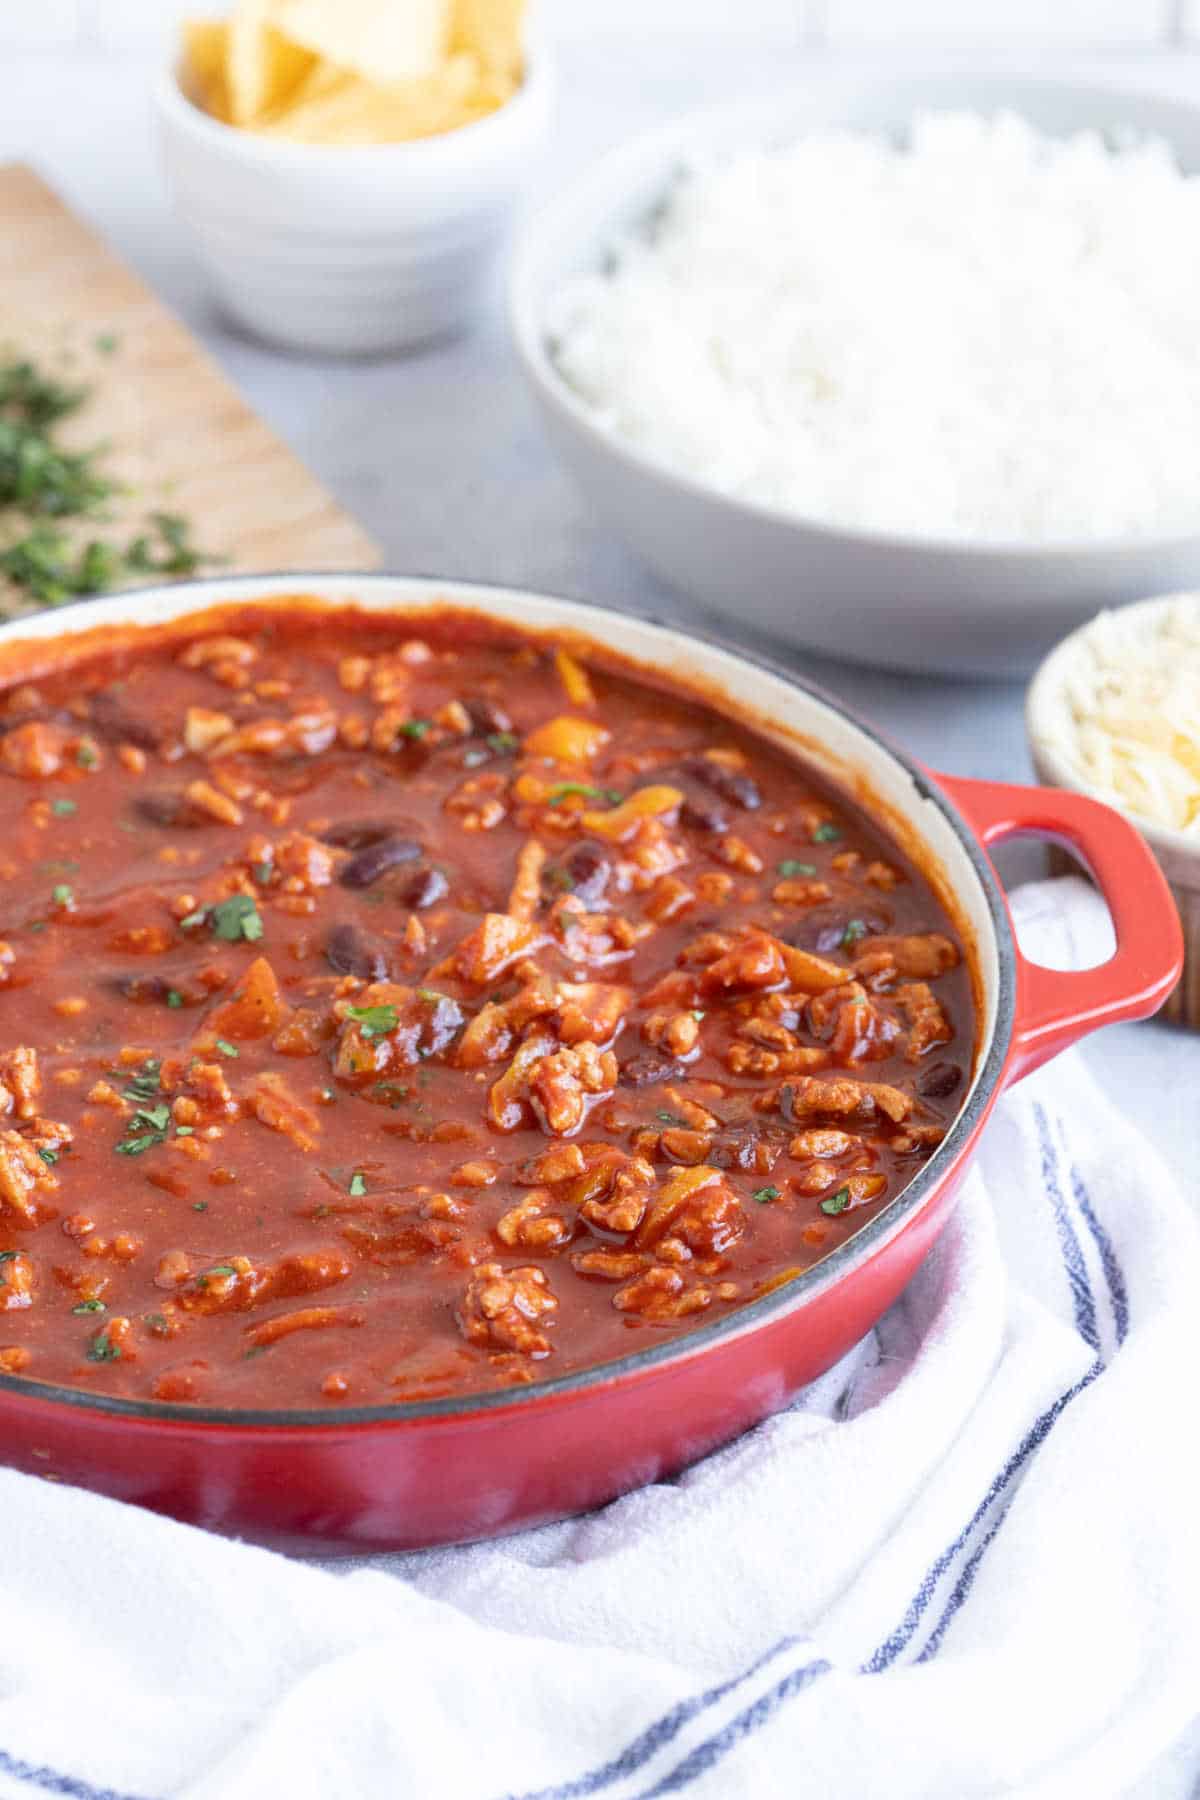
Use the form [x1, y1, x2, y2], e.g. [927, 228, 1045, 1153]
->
[547, 110, 1200, 545]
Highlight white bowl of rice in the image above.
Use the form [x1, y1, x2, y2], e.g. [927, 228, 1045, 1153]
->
[511, 77, 1200, 677]
[1027, 592, 1200, 1024]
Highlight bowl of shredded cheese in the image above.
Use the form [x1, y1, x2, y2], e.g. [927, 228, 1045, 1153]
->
[512, 76, 1200, 677]
[1028, 593, 1199, 1023]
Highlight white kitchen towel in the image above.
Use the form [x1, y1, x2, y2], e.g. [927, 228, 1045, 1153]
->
[1, 876, 1198, 1800]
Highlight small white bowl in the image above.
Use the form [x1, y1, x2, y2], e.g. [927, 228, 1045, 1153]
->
[511, 75, 1200, 677]
[157, 52, 552, 357]
[1027, 591, 1197, 1024]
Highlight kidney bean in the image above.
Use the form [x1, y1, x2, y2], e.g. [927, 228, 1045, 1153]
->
[685, 756, 761, 811]
[790, 906, 892, 955]
[321, 818, 397, 851]
[464, 696, 513, 736]
[560, 842, 611, 905]
[399, 866, 449, 910]
[134, 791, 211, 830]
[89, 690, 161, 751]
[917, 1061, 963, 1100]
[114, 974, 196, 1005]
[338, 837, 422, 889]
[619, 1054, 682, 1088]
[680, 796, 729, 834]
[326, 922, 389, 981]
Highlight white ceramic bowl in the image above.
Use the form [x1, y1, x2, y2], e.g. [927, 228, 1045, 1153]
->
[1027, 591, 1198, 1024]
[511, 75, 1200, 678]
[157, 53, 552, 357]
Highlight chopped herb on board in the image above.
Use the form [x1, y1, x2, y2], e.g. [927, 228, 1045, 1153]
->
[820, 1186, 852, 1216]
[0, 354, 219, 614]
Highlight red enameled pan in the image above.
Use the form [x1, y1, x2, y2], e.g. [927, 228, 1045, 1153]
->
[0, 577, 1181, 1551]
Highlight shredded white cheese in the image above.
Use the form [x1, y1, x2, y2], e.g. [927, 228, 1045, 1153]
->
[1040, 598, 1200, 834]
[549, 110, 1200, 545]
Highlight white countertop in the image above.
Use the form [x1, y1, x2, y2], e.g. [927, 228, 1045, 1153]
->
[2, 38, 1199, 1199]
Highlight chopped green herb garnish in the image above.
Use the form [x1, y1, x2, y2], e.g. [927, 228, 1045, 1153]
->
[840, 919, 868, 948]
[812, 822, 841, 844]
[0, 358, 86, 429]
[546, 782, 622, 806]
[176, 1125, 194, 1137]
[116, 1094, 171, 1157]
[86, 1327, 121, 1362]
[120, 1058, 161, 1103]
[372, 1081, 409, 1106]
[349, 1172, 367, 1197]
[752, 1185, 781, 1204]
[75, 743, 98, 769]
[347, 1002, 399, 1040]
[192, 1199, 207, 1211]
[656, 1110, 687, 1127]
[820, 1186, 852, 1216]
[778, 859, 817, 878]
[214, 1038, 239, 1059]
[487, 731, 520, 753]
[209, 895, 263, 943]
[166, 989, 183, 1008]
[398, 718, 431, 739]
[51, 797, 77, 817]
[72, 1298, 106, 1314]
[253, 861, 274, 884]
[37, 1147, 58, 1166]
[124, 512, 216, 580]
[143, 1312, 170, 1335]
[179, 908, 206, 930]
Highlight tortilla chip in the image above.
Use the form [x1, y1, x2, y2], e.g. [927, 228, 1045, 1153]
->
[260, 55, 482, 144]
[181, 19, 233, 120]
[226, 4, 316, 126]
[269, 0, 452, 84]
[452, 0, 524, 81]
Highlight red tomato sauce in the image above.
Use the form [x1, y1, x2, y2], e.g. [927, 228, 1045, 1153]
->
[0, 606, 973, 1407]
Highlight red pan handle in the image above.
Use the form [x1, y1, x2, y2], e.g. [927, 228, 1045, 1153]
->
[935, 773, 1182, 1084]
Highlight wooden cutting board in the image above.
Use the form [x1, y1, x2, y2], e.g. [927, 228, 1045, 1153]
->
[0, 162, 379, 609]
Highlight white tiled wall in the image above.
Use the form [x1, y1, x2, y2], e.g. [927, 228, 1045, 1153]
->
[4, 0, 1194, 52]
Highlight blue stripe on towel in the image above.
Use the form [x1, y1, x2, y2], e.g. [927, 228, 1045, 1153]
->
[1066, 1149, 1129, 1346]
[628, 1659, 834, 1799]
[864, 1107, 1125, 1670]
[1033, 1104, 1100, 1352]
[0, 1748, 153, 1800]
[502, 1635, 808, 1800]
